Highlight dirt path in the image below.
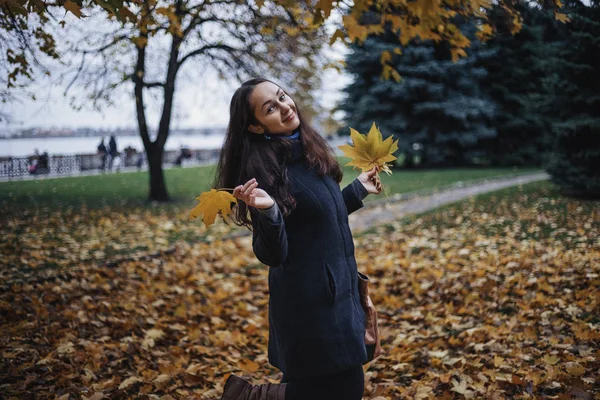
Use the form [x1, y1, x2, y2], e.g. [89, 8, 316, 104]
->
[349, 171, 549, 233]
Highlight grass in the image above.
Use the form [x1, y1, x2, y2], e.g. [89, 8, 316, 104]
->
[0, 156, 540, 212]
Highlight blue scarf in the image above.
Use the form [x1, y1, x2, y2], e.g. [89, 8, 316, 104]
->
[266, 128, 301, 141]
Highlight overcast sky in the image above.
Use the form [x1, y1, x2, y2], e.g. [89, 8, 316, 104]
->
[1, 63, 350, 133]
[1, 9, 351, 133]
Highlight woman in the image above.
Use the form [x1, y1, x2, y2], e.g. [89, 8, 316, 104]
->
[216, 78, 381, 400]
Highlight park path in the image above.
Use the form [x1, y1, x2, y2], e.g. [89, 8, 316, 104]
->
[348, 171, 549, 233]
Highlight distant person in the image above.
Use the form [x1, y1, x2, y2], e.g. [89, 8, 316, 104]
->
[38, 151, 49, 173]
[97, 138, 108, 171]
[123, 145, 137, 167]
[175, 145, 192, 167]
[108, 135, 118, 157]
[28, 149, 40, 175]
[108, 135, 118, 171]
[136, 151, 145, 171]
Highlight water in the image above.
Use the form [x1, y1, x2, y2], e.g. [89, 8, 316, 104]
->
[0, 133, 226, 157]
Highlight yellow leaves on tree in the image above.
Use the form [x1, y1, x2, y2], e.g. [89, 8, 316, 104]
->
[189, 189, 237, 228]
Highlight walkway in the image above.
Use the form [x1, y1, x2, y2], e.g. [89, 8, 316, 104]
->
[348, 171, 549, 233]
[222, 171, 549, 240]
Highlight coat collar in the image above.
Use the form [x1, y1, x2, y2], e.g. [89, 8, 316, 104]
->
[288, 138, 304, 162]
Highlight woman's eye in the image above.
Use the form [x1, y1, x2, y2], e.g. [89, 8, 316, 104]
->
[280, 94, 286, 101]
[267, 106, 274, 113]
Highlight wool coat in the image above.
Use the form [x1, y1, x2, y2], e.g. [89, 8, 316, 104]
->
[250, 138, 369, 380]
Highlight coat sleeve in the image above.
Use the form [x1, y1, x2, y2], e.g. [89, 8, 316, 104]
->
[341, 178, 369, 215]
[250, 200, 289, 268]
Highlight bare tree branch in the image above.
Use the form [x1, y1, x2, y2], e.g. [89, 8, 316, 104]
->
[144, 81, 166, 88]
[178, 43, 238, 67]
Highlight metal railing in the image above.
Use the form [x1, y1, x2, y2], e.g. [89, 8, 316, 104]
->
[0, 148, 222, 179]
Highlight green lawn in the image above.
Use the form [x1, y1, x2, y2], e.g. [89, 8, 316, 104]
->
[0, 156, 539, 212]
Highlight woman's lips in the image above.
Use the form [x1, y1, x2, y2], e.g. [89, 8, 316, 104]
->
[283, 111, 296, 122]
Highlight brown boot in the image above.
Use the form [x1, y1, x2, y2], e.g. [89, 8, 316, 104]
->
[220, 374, 286, 400]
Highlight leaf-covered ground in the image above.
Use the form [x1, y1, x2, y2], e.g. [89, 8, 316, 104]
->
[1, 181, 598, 399]
[0, 166, 539, 282]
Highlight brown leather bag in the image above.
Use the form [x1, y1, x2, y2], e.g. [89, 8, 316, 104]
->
[357, 272, 382, 363]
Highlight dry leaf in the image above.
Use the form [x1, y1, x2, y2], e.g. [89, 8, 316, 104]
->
[189, 188, 237, 227]
[118, 376, 141, 390]
[337, 122, 399, 176]
[542, 355, 560, 365]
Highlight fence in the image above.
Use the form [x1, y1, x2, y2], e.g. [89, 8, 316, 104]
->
[0, 148, 222, 179]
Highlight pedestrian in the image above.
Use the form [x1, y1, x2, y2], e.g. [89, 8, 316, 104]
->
[28, 149, 40, 174]
[108, 135, 118, 171]
[214, 78, 382, 400]
[97, 138, 107, 171]
[38, 151, 49, 173]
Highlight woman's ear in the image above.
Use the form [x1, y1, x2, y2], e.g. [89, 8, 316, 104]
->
[248, 124, 265, 134]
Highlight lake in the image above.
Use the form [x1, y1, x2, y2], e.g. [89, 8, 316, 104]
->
[0, 133, 226, 157]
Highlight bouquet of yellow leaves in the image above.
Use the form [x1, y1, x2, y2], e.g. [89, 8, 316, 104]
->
[190, 122, 398, 228]
[337, 122, 399, 194]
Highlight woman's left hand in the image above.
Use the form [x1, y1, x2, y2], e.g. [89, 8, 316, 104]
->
[357, 167, 382, 195]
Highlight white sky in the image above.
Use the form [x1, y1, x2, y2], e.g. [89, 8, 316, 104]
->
[2, 63, 350, 132]
[1, 7, 351, 133]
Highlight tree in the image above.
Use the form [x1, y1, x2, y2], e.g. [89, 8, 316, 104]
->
[0, 0, 135, 121]
[476, 3, 560, 166]
[1, 0, 572, 197]
[2, 0, 571, 94]
[544, 0, 600, 198]
[340, 11, 496, 167]
[56, 0, 326, 201]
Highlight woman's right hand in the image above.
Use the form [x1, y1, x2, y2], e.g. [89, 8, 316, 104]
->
[232, 178, 275, 209]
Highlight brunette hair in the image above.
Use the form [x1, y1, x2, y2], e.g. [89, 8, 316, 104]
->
[213, 77, 343, 229]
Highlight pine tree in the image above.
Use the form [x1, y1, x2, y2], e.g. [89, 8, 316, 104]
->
[340, 13, 497, 167]
[477, 4, 557, 166]
[544, 0, 600, 198]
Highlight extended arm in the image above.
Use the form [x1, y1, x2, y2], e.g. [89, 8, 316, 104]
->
[341, 178, 370, 215]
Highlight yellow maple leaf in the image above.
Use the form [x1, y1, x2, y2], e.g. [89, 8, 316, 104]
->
[337, 122, 399, 176]
[542, 354, 560, 365]
[189, 189, 237, 227]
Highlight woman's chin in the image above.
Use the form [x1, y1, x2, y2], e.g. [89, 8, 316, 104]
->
[288, 117, 300, 130]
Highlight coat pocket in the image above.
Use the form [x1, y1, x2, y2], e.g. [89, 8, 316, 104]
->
[323, 262, 337, 305]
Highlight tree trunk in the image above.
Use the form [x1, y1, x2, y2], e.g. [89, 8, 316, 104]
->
[132, 1, 183, 203]
[147, 145, 169, 201]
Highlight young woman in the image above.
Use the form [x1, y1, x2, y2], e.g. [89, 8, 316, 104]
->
[216, 78, 381, 400]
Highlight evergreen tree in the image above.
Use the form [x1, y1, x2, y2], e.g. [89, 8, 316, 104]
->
[340, 13, 497, 167]
[544, 0, 600, 198]
[477, 4, 557, 166]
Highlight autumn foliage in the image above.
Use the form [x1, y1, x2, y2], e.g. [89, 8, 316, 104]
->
[1, 181, 598, 399]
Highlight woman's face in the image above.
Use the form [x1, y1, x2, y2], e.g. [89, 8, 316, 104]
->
[248, 81, 300, 136]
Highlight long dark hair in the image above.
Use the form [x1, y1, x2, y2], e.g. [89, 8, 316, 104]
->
[213, 77, 343, 229]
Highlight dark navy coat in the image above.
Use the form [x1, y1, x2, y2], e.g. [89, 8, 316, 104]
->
[250, 138, 368, 380]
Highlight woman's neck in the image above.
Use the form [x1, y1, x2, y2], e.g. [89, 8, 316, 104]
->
[267, 128, 300, 140]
